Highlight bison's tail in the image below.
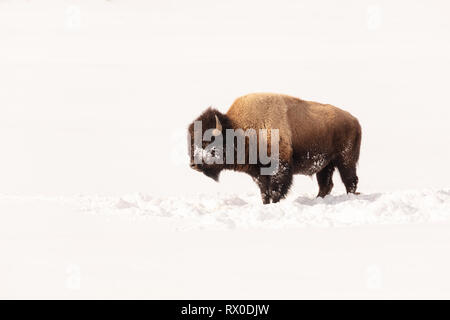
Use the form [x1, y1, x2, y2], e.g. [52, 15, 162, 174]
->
[353, 119, 362, 165]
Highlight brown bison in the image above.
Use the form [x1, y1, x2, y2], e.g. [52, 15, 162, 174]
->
[188, 93, 361, 204]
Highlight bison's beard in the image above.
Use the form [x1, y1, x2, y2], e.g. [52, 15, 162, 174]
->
[201, 166, 221, 182]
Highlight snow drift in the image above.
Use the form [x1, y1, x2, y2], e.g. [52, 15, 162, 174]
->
[78, 188, 450, 230]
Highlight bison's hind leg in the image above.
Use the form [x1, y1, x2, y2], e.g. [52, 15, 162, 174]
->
[316, 162, 335, 198]
[337, 163, 359, 194]
[336, 127, 361, 195]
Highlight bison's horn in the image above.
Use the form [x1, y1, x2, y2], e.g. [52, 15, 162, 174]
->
[213, 114, 222, 136]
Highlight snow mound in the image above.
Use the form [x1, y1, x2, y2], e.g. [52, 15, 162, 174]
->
[79, 189, 450, 230]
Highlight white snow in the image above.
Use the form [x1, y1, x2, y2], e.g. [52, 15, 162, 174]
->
[1, 0, 450, 299]
[78, 189, 450, 230]
[1, 190, 450, 299]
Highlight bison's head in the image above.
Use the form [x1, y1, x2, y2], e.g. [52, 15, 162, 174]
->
[187, 107, 230, 181]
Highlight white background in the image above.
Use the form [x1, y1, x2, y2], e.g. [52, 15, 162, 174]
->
[1, 0, 450, 299]
[1, 0, 449, 197]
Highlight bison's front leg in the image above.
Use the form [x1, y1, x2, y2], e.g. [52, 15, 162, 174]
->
[269, 161, 293, 203]
[252, 176, 271, 204]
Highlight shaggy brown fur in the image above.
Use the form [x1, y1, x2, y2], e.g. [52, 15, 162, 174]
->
[188, 93, 362, 204]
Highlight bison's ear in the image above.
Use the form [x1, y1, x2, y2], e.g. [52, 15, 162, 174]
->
[212, 114, 222, 136]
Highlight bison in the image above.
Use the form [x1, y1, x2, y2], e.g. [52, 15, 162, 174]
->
[188, 93, 361, 204]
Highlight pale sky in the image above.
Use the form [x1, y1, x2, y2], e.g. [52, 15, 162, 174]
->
[0, 0, 449, 196]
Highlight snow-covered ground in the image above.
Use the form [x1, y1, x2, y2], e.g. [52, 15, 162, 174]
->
[81, 189, 450, 230]
[2, 189, 450, 299]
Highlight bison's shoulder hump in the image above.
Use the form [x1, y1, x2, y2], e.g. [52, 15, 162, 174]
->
[227, 93, 291, 127]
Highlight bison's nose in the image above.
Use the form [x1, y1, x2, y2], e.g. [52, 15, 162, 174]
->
[190, 162, 196, 168]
